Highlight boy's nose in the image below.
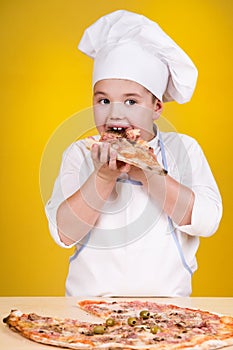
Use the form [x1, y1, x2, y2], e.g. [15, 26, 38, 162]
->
[110, 102, 125, 119]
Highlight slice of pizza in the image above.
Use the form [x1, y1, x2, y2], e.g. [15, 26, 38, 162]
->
[85, 128, 167, 175]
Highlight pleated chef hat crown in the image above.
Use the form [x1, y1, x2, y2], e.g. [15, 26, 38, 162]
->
[78, 10, 198, 103]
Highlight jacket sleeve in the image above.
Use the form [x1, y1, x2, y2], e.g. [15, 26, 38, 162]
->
[175, 137, 222, 237]
[45, 141, 91, 248]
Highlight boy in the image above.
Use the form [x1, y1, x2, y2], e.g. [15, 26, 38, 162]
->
[45, 10, 222, 297]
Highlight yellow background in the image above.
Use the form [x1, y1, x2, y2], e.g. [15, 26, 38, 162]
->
[1, 0, 233, 296]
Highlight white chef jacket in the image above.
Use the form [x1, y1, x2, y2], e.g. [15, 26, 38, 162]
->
[45, 131, 222, 297]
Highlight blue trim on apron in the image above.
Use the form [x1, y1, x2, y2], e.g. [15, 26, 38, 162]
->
[116, 178, 142, 186]
[70, 232, 91, 262]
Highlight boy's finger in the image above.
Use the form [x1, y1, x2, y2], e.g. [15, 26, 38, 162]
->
[120, 163, 131, 173]
[91, 144, 99, 161]
[108, 149, 117, 170]
[99, 142, 109, 163]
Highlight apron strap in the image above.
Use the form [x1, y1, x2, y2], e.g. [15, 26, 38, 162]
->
[158, 132, 193, 276]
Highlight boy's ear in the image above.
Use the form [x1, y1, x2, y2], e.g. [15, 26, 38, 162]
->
[153, 99, 163, 120]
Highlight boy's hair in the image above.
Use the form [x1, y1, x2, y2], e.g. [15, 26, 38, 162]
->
[151, 94, 158, 104]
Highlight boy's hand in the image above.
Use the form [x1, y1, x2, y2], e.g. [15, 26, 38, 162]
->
[91, 143, 131, 182]
[128, 165, 148, 185]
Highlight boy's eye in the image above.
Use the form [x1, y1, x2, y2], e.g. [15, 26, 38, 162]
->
[125, 99, 136, 105]
[99, 98, 110, 104]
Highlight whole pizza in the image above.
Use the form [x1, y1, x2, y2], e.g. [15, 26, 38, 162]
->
[3, 299, 233, 349]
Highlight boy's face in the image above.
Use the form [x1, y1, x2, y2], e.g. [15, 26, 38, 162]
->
[93, 79, 163, 141]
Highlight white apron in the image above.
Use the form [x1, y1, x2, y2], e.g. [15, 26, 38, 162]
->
[65, 133, 195, 297]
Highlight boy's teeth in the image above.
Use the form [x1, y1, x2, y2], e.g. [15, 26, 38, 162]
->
[113, 127, 123, 131]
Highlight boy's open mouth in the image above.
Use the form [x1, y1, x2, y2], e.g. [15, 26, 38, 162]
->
[106, 126, 133, 135]
[104, 126, 141, 142]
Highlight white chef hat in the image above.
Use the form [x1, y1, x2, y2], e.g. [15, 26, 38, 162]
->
[78, 10, 198, 103]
